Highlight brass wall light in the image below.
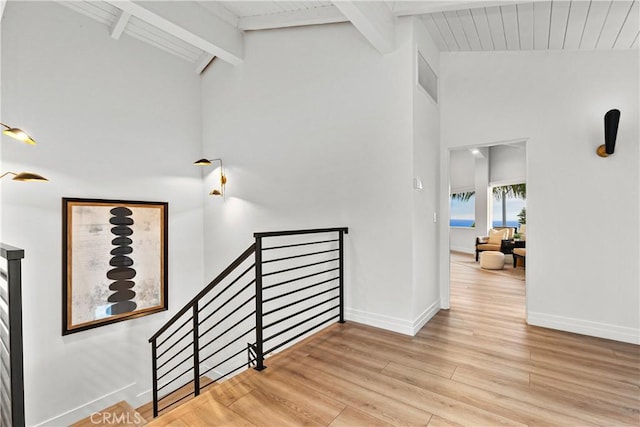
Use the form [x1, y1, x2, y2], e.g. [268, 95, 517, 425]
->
[0, 171, 48, 182]
[1, 122, 37, 145]
[193, 158, 227, 196]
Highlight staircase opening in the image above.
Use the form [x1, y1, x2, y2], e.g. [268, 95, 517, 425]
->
[149, 227, 348, 417]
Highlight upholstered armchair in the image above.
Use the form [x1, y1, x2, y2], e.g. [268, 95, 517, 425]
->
[475, 227, 516, 261]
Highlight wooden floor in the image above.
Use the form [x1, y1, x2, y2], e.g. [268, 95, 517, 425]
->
[145, 256, 639, 426]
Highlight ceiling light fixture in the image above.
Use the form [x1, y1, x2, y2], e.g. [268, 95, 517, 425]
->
[193, 158, 227, 196]
[1, 122, 37, 145]
[0, 171, 49, 182]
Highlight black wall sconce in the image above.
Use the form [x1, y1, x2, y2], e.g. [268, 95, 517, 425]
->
[194, 158, 227, 196]
[596, 109, 621, 158]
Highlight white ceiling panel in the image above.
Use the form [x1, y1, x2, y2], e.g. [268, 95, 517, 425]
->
[533, 1, 552, 50]
[471, 7, 495, 50]
[444, 11, 471, 50]
[614, 1, 639, 48]
[431, 12, 460, 51]
[548, 0, 571, 49]
[517, 3, 535, 50]
[580, 0, 613, 49]
[563, 0, 591, 50]
[56, 0, 639, 69]
[457, 9, 482, 51]
[501, 4, 520, 50]
[485, 6, 507, 50]
[597, 1, 635, 49]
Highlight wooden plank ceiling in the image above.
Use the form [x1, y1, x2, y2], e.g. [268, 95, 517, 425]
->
[52, 1, 639, 72]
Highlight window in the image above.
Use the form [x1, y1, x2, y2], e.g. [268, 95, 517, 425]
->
[490, 184, 526, 228]
[450, 193, 475, 227]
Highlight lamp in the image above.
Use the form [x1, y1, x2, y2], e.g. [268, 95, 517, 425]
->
[1, 122, 37, 145]
[596, 109, 621, 158]
[0, 171, 48, 182]
[193, 158, 226, 196]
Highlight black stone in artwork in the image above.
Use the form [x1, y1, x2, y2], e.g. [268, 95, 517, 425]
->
[107, 207, 137, 316]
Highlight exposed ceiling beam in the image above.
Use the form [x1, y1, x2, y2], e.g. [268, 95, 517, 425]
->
[332, 1, 396, 54]
[103, 0, 243, 65]
[110, 9, 131, 40]
[239, 5, 347, 31]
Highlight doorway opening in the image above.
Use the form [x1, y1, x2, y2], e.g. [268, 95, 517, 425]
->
[442, 139, 528, 318]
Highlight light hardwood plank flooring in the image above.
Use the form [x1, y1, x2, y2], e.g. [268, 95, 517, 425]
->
[146, 258, 639, 426]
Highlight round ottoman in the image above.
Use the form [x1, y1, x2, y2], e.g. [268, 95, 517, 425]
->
[480, 251, 505, 270]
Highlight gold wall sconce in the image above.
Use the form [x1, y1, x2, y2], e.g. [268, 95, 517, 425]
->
[1, 122, 37, 145]
[193, 158, 227, 196]
[0, 171, 48, 182]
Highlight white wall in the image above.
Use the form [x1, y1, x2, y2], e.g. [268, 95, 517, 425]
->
[410, 18, 441, 330]
[201, 19, 438, 335]
[449, 149, 474, 192]
[1, 2, 204, 425]
[440, 50, 639, 344]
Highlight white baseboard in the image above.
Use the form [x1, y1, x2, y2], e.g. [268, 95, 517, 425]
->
[528, 311, 640, 345]
[346, 300, 441, 336]
[411, 300, 441, 335]
[33, 383, 137, 427]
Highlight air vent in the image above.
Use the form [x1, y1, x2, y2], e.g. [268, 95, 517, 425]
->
[417, 51, 438, 103]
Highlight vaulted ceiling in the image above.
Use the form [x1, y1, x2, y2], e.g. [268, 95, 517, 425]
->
[50, 1, 639, 73]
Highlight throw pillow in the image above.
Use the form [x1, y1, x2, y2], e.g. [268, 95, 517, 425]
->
[488, 228, 507, 245]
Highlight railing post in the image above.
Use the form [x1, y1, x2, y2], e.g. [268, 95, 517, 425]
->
[254, 236, 266, 371]
[338, 230, 345, 324]
[192, 303, 201, 396]
[6, 249, 25, 427]
[151, 339, 159, 418]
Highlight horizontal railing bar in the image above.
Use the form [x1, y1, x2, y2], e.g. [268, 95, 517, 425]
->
[264, 295, 339, 330]
[157, 328, 193, 360]
[199, 311, 256, 351]
[263, 285, 338, 319]
[0, 270, 6, 281]
[199, 297, 255, 339]
[263, 279, 338, 305]
[264, 305, 339, 344]
[262, 238, 339, 251]
[262, 258, 339, 278]
[262, 248, 338, 265]
[150, 243, 256, 342]
[157, 316, 193, 349]
[158, 389, 195, 413]
[198, 264, 256, 313]
[198, 265, 255, 314]
[157, 352, 194, 381]
[157, 365, 194, 393]
[199, 327, 255, 365]
[263, 267, 339, 291]
[200, 345, 247, 375]
[198, 281, 255, 327]
[157, 341, 191, 368]
[254, 227, 348, 238]
[265, 313, 340, 355]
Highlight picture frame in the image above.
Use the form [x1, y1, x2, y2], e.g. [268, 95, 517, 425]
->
[62, 198, 168, 335]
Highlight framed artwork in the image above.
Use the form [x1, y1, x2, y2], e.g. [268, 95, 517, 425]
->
[62, 198, 168, 335]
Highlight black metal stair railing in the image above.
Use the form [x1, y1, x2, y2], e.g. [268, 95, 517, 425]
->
[0, 243, 26, 427]
[149, 227, 348, 418]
